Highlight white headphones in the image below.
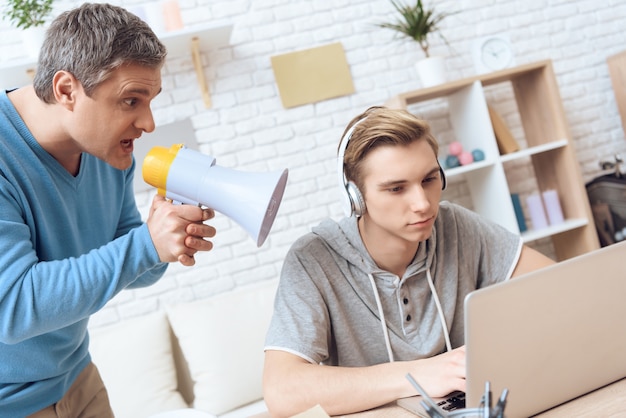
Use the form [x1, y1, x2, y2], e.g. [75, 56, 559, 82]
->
[337, 116, 447, 218]
[337, 117, 368, 218]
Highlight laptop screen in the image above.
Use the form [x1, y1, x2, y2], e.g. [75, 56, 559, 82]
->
[398, 241, 626, 417]
[464, 240, 626, 417]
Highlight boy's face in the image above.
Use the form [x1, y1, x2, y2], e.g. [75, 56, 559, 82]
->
[358, 140, 443, 245]
[67, 63, 162, 171]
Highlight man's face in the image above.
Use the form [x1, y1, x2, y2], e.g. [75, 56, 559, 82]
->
[358, 140, 443, 245]
[68, 63, 162, 170]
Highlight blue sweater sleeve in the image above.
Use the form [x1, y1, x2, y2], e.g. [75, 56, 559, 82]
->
[105, 157, 169, 290]
[0, 172, 167, 344]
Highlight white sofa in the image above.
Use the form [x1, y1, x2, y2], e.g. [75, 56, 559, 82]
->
[89, 279, 278, 418]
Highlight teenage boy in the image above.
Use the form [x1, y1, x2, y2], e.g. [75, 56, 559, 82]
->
[263, 106, 554, 417]
[0, 4, 215, 416]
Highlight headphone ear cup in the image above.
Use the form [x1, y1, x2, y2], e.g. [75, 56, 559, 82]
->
[346, 181, 366, 217]
[337, 117, 368, 218]
[340, 182, 354, 217]
[440, 167, 447, 190]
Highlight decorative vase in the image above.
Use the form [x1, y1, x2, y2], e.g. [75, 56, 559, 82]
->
[415, 55, 446, 88]
[22, 26, 47, 59]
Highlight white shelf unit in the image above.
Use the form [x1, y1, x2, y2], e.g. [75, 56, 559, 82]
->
[158, 23, 232, 56]
[0, 22, 233, 102]
[385, 60, 600, 261]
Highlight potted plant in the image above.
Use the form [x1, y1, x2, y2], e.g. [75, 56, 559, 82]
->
[2, 0, 55, 57]
[376, 0, 456, 87]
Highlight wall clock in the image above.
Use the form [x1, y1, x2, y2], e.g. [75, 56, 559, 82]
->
[472, 34, 515, 74]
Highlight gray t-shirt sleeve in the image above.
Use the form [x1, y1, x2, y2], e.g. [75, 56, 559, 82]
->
[264, 234, 333, 364]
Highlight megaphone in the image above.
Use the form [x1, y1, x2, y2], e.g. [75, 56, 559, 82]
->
[142, 144, 288, 247]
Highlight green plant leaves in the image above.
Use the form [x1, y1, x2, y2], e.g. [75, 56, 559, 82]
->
[376, 0, 456, 58]
[2, 0, 54, 29]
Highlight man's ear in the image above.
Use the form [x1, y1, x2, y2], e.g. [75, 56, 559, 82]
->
[52, 71, 79, 110]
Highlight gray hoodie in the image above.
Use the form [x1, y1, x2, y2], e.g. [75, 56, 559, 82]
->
[265, 201, 522, 366]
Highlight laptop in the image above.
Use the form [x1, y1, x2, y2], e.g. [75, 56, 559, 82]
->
[397, 240, 626, 418]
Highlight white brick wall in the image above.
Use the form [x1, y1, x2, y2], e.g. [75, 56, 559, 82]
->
[2, 0, 626, 327]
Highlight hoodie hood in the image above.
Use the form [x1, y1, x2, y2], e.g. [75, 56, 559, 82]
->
[312, 216, 434, 284]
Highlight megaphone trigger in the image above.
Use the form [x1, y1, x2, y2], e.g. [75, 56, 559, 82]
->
[142, 144, 288, 247]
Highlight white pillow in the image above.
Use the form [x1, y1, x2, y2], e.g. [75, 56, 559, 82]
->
[166, 280, 278, 416]
[89, 311, 189, 418]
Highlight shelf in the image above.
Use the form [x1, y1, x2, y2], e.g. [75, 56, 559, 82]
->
[0, 22, 233, 103]
[386, 60, 553, 107]
[521, 218, 588, 243]
[445, 140, 569, 180]
[159, 23, 232, 57]
[386, 60, 600, 261]
[445, 158, 496, 179]
[607, 50, 626, 140]
[162, 22, 232, 108]
[500, 139, 568, 163]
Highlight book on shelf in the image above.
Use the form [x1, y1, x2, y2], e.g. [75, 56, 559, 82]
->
[488, 105, 520, 155]
[511, 193, 527, 233]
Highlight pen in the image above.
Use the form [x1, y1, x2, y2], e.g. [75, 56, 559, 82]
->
[421, 401, 446, 418]
[483, 381, 491, 418]
[405, 373, 449, 418]
[489, 388, 508, 418]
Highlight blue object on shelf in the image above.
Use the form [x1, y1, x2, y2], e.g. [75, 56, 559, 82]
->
[445, 155, 460, 168]
[472, 148, 485, 162]
[511, 193, 527, 233]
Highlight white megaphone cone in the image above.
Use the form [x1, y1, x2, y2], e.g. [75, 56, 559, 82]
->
[142, 144, 288, 247]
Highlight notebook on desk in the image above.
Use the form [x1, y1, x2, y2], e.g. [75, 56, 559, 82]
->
[397, 240, 626, 418]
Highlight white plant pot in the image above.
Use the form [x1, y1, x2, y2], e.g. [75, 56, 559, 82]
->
[22, 26, 47, 59]
[415, 56, 446, 88]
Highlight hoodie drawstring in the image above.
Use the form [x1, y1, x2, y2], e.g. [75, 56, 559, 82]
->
[368, 273, 395, 362]
[368, 268, 452, 363]
[426, 269, 452, 352]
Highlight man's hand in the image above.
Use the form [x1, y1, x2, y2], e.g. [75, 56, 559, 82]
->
[407, 345, 466, 398]
[147, 195, 216, 266]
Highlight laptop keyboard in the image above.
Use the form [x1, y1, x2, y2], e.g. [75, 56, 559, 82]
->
[437, 391, 466, 411]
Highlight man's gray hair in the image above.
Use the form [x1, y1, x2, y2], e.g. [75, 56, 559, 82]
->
[34, 2, 167, 103]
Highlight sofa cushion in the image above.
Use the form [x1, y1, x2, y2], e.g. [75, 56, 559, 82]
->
[89, 311, 189, 418]
[166, 280, 278, 416]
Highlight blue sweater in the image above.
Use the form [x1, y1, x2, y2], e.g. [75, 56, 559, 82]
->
[0, 90, 168, 416]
